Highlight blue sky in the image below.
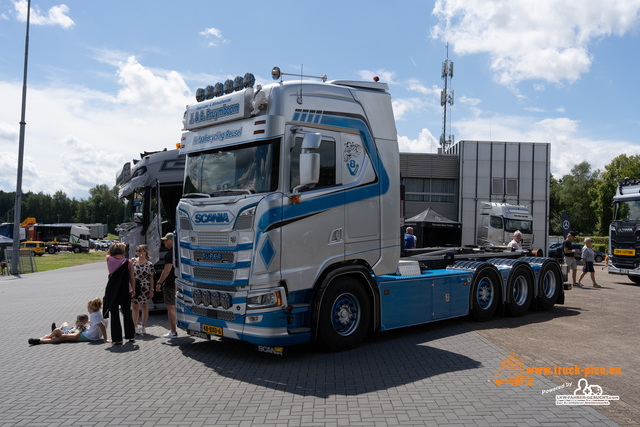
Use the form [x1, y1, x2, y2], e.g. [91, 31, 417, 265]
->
[1, 0, 640, 200]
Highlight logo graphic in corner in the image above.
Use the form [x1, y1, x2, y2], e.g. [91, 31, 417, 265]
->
[193, 211, 234, 225]
[555, 378, 620, 406]
[343, 141, 362, 176]
[494, 353, 534, 386]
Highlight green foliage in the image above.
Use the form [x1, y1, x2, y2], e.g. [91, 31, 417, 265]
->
[551, 161, 599, 235]
[0, 185, 124, 233]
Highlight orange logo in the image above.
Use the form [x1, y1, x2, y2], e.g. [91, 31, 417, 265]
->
[494, 352, 534, 386]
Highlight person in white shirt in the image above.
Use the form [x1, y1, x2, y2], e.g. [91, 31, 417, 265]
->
[507, 230, 523, 251]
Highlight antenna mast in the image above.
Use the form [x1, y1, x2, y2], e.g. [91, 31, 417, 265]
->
[440, 43, 454, 151]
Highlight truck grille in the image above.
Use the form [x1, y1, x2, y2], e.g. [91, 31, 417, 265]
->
[191, 305, 235, 321]
[197, 232, 231, 246]
[192, 266, 234, 282]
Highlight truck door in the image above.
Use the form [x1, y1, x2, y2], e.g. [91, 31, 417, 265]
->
[341, 131, 380, 265]
[282, 128, 344, 288]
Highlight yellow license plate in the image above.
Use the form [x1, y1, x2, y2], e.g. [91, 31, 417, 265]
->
[614, 248, 635, 256]
[202, 324, 223, 336]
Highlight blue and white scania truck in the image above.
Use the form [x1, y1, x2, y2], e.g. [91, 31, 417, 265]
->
[174, 68, 564, 352]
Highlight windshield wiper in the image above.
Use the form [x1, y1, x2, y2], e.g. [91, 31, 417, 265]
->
[215, 188, 253, 196]
[183, 193, 212, 198]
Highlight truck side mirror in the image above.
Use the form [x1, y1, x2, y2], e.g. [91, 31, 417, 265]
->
[294, 132, 322, 192]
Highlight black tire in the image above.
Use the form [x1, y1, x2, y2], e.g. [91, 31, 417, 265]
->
[538, 262, 561, 309]
[470, 268, 501, 321]
[628, 275, 640, 285]
[594, 254, 604, 263]
[47, 247, 56, 254]
[316, 277, 371, 351]
[506, 265, 534, 317]
[73, 246, 81, 254]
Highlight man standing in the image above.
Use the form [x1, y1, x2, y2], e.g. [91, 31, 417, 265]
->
[156, 232, 177, 338]
[404, 226, 416, 250]
[563, 231, 579, 286]
[507, 230, 523, 250]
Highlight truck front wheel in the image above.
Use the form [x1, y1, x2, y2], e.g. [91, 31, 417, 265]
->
[317, 277, 370, 351]
[628, 275, 640, 285]
[73, 246, 81, 254]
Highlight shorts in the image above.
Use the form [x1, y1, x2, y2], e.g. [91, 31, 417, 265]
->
[564, 256, 577, 270]
[163, 284, 176, 305]
[583, 261, 595, 273]
[78, 333, 90, 342]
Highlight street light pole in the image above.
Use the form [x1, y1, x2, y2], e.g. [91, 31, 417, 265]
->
[11, 0, 31, 275]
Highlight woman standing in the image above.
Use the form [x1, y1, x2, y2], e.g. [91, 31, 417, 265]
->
[132, 244, 155, 335]
[103, 242, 136, 345]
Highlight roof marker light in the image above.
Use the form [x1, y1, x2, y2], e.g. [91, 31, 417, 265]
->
[204, 85, 214, 100]
[244, 72, 255, 88]
[233, 76, 244, 92]
[224, 79, 233, 94]
[214, 82, 223, 97]
[373, 76, 380, 82]
[195, 88, 205, 102]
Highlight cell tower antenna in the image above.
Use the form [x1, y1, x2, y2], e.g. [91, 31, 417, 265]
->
[440, 43, 454, 151]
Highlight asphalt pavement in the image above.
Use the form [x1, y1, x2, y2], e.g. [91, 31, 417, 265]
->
[0, 261, 624, 426]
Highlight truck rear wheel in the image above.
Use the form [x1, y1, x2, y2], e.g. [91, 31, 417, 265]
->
[47, 247, 56, 254]
[317, 277, 370, 351]
[507, 265, 533, 317]
[73, 246, 81, 254]
[538, 263, 561, 309]
[470, 269, 500, 321]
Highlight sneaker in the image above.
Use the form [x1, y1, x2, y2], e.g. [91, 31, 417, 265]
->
[593, 283, 602, 288]
[112, 341, 123, 346]
[136, 326, 143, 335]
[28, 338, 40, 345]
[140, 326, 146, 335]
[128, 338, 136, 343]
[163, 331, 178, 338]
[574, 283, 582, 287]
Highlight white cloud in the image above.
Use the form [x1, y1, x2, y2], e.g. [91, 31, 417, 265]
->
[392, 98, 427, 121]
[398, 128, 439, 154]
[0, 58, 192, 199]
[431, 0, 640, 87]
[13, 0, 74, 28]
[449, 113, 640, 177]
[199, 27, 226, 47]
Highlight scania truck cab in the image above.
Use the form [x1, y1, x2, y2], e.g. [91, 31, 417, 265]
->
[609, 178, 640, 284]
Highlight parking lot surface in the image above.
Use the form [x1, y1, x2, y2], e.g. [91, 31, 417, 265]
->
[0, 261, 628, 426]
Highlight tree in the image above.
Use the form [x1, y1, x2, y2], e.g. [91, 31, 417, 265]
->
[590, 154, 640, 235]
[556, 161, 599, 235]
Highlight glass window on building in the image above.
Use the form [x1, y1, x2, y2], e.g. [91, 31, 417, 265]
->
[405, 178, 455, 203]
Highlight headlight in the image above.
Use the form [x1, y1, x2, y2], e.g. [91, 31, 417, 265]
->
[247, 290, 282, 309]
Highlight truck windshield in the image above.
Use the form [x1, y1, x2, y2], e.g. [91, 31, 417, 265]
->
[614, 200, 640, 221]
[183, 138, 280, 197]
[504, 219, 532, 234]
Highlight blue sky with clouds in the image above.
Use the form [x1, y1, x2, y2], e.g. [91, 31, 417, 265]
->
[1, 0, 640, 200]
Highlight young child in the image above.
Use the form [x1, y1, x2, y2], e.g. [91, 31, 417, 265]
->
[28, 298, 110, 345]
[46, 314, 89, 339]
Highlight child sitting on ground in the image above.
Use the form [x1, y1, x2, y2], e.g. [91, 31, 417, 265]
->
[45, 314, 89, 339]
[29, 298, 110, 345]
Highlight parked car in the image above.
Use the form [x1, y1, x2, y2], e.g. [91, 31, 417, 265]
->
[20, 241, 46, 256]
[553, 243, 605, 263]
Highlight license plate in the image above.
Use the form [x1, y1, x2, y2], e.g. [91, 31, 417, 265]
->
[202, 324, 223, 336]
[614, 248, 635, 256]
[187, 330, 211, 340]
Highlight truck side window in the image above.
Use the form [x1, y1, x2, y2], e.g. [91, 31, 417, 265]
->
[290, 136, 336, 191]
[490, 215, 503, 229]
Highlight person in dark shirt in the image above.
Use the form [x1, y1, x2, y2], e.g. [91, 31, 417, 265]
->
[156, 233, 177, 338]
[563, 231, 579, 286]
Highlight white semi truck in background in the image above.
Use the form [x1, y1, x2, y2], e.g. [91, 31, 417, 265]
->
[116, 149, 185, 309]
[476, 202, 534, 248]
[173, 68, 564, 352]
[608, 177, 640, 284]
